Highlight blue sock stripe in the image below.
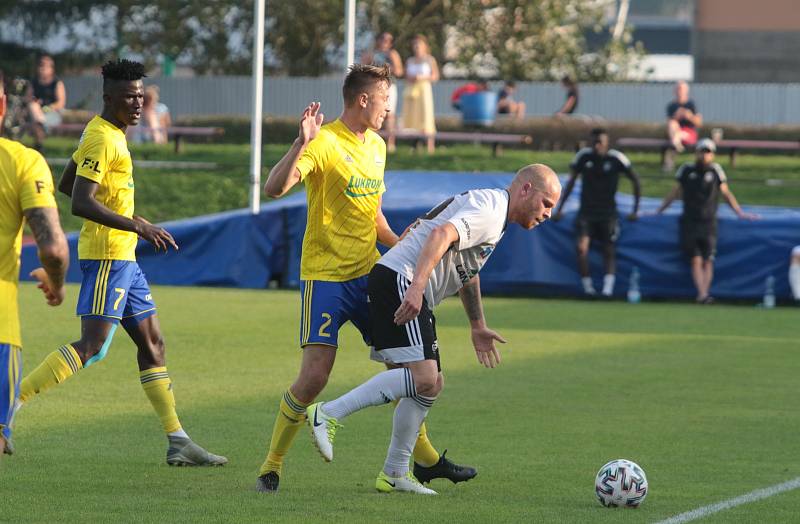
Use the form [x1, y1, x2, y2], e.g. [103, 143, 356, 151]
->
[283, 391, 306, 414]
[58, 346, 79, 374]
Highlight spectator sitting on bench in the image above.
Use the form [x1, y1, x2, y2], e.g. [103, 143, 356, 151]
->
[497, 81, 526, 120]
[555, 75, 578, 116]
[667, 81, 702, 153]
[450, 79, 488, 111]
[27, 53, 66, 151]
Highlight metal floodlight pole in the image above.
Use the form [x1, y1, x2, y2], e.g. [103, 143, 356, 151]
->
[345, 0, 356, 69]
[249, 0, 266, 214]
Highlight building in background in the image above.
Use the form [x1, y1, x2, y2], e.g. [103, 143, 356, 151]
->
[694, 0, 800, 82]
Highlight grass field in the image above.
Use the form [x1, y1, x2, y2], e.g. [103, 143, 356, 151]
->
[5, 283, 799, 523]
[33, 137, 800, 232]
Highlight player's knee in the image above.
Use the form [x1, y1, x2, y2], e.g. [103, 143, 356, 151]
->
[411, 368, 439, 396]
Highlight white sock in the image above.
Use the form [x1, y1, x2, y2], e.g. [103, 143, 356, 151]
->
[323, 368, 415, 420]
[168, 428, 190, 439]
[383, 395, 436, 478]
[581, 277, 596, 294]
[790, 264, 800, 300]
[602, 274, 615, 296]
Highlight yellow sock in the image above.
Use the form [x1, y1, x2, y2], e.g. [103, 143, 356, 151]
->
[259, 390, 308, 476]
[19, 345, 82, 402]
[413, 421, 440, 467]
[140, 367, 182, 434]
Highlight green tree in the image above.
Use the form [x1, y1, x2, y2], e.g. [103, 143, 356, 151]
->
[448, 0, 644, 81]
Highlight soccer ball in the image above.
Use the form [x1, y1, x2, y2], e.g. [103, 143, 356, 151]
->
[595, 459, 648, 508]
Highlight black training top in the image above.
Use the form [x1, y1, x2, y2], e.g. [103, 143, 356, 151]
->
[564, 86, 579, 114]
[31, 76, 60, 107]
[676, 162, 727, 222]
[570, 148, 633, 219]
[666, 100, 697, 129]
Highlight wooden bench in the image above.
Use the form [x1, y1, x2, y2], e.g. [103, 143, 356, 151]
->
[616, 137, 800, 168]
[381, 130, 533, 157]
[51, 123, 224, 153]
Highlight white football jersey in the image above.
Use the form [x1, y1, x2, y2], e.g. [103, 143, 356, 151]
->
[378, 188, 509, 307]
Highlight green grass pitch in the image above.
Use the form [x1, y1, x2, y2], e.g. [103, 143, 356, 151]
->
[4, 283, 800, 523]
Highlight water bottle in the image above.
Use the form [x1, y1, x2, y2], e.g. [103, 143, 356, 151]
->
[763, 275, 776, 308]
[627, 266, 641, 304]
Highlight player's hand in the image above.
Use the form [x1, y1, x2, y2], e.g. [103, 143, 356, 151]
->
[29, 267, 65, 306]
[136, 220, 179, 252]
[299, 102, 324, 145]
[471, 326, 506, 368]
[739, 212, 760, 220]
[626, 212, 639, 221]
[394, 284, 424, 325]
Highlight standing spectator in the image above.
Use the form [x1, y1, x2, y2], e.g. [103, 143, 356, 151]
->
[134, 85, 170, 144]
[450, 79, 487, 111]
[656, 139, 756, 304]
[362, 32, 403, 152]
[401, 34, 439, 154]
[555, 75, 578, 116]
[554, 128, 641, 297]
[790, 246, 800, 303]
[497, 80, 526, 120]
[666, 81, 702, 153]
[27, 54, 66, 151]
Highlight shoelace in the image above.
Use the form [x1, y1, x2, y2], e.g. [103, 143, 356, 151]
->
[327, 420, 343, 443]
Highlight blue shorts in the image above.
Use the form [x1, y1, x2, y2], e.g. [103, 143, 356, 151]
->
[76, 260, 156, 325]
[0, 344, 21, 440]
[299, 276, 372, 348]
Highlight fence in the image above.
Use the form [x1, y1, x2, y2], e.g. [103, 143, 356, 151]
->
[62, 76, 800, 126]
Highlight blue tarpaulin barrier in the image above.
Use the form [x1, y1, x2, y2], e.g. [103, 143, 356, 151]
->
[21, 171, 800, 300]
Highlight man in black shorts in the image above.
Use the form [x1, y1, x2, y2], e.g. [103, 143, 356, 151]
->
[554, 128, 641, 297]
[303, 164, 561, 495]
[656, 138, 756, 304]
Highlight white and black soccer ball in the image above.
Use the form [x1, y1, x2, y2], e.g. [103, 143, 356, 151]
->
[595, 459, 648, 508]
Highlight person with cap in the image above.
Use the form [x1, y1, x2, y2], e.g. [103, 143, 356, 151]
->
[656, 138, 757, 304]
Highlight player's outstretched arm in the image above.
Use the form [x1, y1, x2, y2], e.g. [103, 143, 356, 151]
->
[24, 207, 69, 306]
[459, 275, 505, 369]
[720, 183, 758, 220]
[264, 102, 323, 198]
[627, 170, 642, 219]
[394, 222, 459, 326]
[58, 159, 78, 197]
[72, 176, 178, 251]
[656, 184, 681, 214]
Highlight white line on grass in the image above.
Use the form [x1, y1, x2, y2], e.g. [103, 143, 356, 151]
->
[654, 476, 800, 524]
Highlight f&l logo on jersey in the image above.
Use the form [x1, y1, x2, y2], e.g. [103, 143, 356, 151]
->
[81, 157, 102, 174]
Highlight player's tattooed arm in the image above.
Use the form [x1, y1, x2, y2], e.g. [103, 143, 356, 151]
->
[458, 275, 485, 324]
[460, 275, 506, 368]
[24, 206, 69, 305]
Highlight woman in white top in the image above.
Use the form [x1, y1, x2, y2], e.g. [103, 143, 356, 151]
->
[401, 34, 439, 153]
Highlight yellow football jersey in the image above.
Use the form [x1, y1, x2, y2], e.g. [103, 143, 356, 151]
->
[72, 116, 137, 261]
[0, 137, 57, 347]
[296, 119, 386, 281]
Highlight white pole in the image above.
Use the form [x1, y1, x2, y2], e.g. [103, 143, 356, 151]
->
[249, 0, 266, 214]
[345, 0, 356, 69]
